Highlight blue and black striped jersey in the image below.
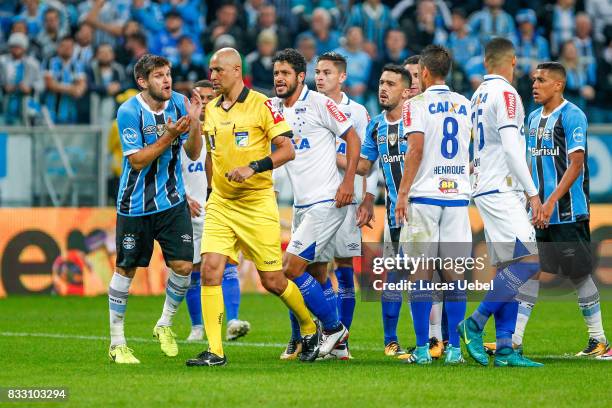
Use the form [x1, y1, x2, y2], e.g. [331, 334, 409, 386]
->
[527, 100, 589, 224]
[361, 112, 406, 229]
[116, 91, 189, 216]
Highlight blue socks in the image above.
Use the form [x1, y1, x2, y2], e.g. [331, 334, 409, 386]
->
[293, 272, 339, 331]
[410, 280, 433, 347]
[444, 286, 467, 347]
[186, 271, 202, 326]
[494, 301, 519, 352]
[471, 262, 539, 331]
[382, 270, 403, 345]
[335, 267, 356, 330]
[289, 311, 301, 340]
[222, 264, 241, 322]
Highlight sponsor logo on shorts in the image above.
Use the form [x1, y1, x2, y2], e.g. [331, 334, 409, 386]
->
[438, 178, 458, 194]
[291, 240, 303, 250]
[122, 235, 136, 250]
[264, 260, 278, 265]
[347, 242, 360, 250]
[181, 234, 192, 243]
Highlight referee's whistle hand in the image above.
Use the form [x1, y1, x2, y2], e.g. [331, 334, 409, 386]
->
[225, 166, 255, 183]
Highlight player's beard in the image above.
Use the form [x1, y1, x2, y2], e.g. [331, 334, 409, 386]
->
[275, 80, 298, 99]
[149, 85, 171, 102]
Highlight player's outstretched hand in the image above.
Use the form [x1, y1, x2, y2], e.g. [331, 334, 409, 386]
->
[226, 166, 255, 183]
[335, 180, 354, 208]
[186, 194, 202, 218]
[356, 194, 375, 228]
[528, 194, 544, 228]
[166, 116, 190, 139]
[395, 192, 408, 225]
[188, 90, 203, 121]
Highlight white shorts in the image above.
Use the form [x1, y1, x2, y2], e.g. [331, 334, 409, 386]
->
[399, 203, 472, 260]
[332, 204, 362, 259]
[191, 215, 204, 264]
[474, 190, 537, 265]
[287, 201, 348, 263]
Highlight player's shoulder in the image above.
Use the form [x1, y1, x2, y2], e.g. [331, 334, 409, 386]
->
[117, 94, 141, 117]
[407, 93, 426, 107]
[371, 112, 386, 124]
[451, 91, 471, 106]
[527, 106, 543, 123]
[560, 101, 587, 120]
[246, 88, 270, 104]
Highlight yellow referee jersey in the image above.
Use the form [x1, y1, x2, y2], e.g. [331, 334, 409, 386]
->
[204, 87, 291, 199]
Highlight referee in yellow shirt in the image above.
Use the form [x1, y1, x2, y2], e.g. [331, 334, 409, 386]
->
[186, 48, 318, 366]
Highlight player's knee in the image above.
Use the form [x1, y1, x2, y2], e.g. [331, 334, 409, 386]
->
[282, 254, 307, 280]
[335, 258, 352, 269]
[260, 272, 285, 295]
[201, 258, 224, 286]
[169, 261, 193, 276]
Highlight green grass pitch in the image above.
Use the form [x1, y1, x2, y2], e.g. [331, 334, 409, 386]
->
[1, 294, 611, 407]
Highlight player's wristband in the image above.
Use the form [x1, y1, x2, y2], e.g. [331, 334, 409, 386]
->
[248, 156, 273, 173]
[206, 188, 212, 200]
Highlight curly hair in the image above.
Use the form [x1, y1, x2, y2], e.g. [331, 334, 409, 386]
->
[272, 48, 306, 74]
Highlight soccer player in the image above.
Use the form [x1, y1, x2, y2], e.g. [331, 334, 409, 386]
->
[395, 45, 472, 365]
[181, 80, 251, 342]
[270, 48, 360, 360]
[314, 51, 377, 358]
[185, 48, 318, 367]
[457, 38, 544, 368]
[515, 62, 608, 357]
[354, 64, 412, 359]
[403, 54, 446, 359]
[109, 54, 203, 364]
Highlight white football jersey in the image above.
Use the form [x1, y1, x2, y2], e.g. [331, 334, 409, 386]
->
[471, 74, 526, 196]
[180, 135, 208, 207]
[334, 92, 371, 201]
[402, 84, 472, 203]
[271, 86, 352, 207]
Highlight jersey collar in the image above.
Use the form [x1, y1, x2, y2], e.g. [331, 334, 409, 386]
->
[425, 84, 450, 93]
[215, 86, 250, 110]
[136, 93, 169, 115]
[298, 85, 310, 101]
[541, 99, 568, 118]
[483, 74, 511, 85]
[340, 92, 350, 105]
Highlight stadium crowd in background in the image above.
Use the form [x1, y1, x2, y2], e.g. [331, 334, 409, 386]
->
[0, 0, 611, 128]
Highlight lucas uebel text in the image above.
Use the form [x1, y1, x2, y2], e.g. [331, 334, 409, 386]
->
[372, 279, 494, 292]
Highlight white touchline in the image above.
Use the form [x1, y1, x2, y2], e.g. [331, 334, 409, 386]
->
[0, 331, 580, 358]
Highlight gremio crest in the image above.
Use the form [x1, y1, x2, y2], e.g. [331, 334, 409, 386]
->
[156, 124, 166, 137]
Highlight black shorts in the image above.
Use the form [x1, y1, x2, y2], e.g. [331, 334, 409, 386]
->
[116, 201, 194, 269]
[536, 220, 593, 279]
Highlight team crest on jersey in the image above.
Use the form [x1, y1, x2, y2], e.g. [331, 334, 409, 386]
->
[543, 129, 552, 141]
[503, 91, 516, 119]
[295, 107, 307, 114]
[438, 178, 458, 194]
[325, 100, 347, 122]
[402, 102, 411, 126]
[264, 99, 285, 124]
[156, 124, 166, 137]
[388, 132, 398, 146]
[235, 131, 249, 147]
[537, 127, 545, 139]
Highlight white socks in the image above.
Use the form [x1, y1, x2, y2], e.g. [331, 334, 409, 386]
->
[156, 270, 191, 327]
[108, 272, 132, 347]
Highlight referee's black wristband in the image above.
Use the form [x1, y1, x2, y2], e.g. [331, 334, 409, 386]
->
[206, 188, 213, 200]
[248, 156, 273, 173]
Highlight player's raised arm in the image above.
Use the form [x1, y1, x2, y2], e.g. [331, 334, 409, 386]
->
[183, 90, 203, 161]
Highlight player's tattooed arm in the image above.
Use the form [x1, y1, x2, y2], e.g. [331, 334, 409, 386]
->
[395, 132, 424, 224]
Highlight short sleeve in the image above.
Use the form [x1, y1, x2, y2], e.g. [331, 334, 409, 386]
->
[402, 99, 425, 136]
[353, 104, 370, 142]
[496, 89, 523, 131]
[117, 104, 143, 157]
[177, 94, 190, 142]
[562, 108, 588, 154]
[317, 96, 353, 139]
[361, 120, 380, 161]
[262, 98, 292, 140]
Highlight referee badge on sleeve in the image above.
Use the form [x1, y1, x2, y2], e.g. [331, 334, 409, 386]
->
[234, 131, 249, 147]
